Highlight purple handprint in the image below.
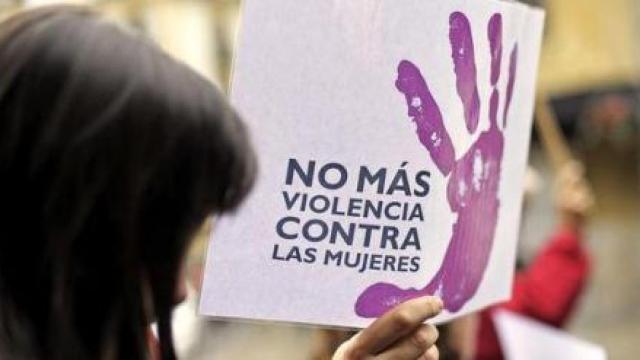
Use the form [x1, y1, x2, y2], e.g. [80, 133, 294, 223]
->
[355, 12, 518, 316]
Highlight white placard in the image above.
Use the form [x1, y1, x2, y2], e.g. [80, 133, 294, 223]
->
[200, 0, 545, 328]
[495, 311, 607, 360]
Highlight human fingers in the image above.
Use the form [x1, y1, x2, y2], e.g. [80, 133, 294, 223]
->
[347, 296, 443, 356]
[374, 324, 439, 360]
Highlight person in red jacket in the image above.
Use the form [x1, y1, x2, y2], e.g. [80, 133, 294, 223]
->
[473, 161, 594, 360]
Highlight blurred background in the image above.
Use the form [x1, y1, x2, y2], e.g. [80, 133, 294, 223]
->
[1, 0, 639, 359]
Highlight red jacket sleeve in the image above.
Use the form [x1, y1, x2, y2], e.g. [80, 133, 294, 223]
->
[474, 227, 591, 360]
[502, 226, 590, 326]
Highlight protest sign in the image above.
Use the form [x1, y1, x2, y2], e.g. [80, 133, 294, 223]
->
[200, 0, 545, 328]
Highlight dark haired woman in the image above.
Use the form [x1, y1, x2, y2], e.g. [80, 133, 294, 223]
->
[0, 6, 441, 360]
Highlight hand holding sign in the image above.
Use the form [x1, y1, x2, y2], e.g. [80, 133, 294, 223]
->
[334, 297, 442, 360]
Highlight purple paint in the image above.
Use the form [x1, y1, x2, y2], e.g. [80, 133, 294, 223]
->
[355, 12, 519, 316]
[488, 14, 503, 87]
[396, 60, 455, 176]
[449, 12, 480, 134]
[503, 45, 518, 127]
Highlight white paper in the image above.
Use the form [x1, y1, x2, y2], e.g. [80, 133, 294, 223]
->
[200, 0, 545, 328]
[494, 311, 607, 360]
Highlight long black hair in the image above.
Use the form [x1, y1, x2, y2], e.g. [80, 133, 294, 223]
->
[0, 6, 256, 359]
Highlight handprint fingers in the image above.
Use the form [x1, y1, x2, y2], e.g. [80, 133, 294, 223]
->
[486, 13, 517, 131]
[449, 12, 480, 134]
[488, 14, 503, 87]
[487, 14, 502, 129]
[396, 60, 455, 176]
[503, 45, 518, 128]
